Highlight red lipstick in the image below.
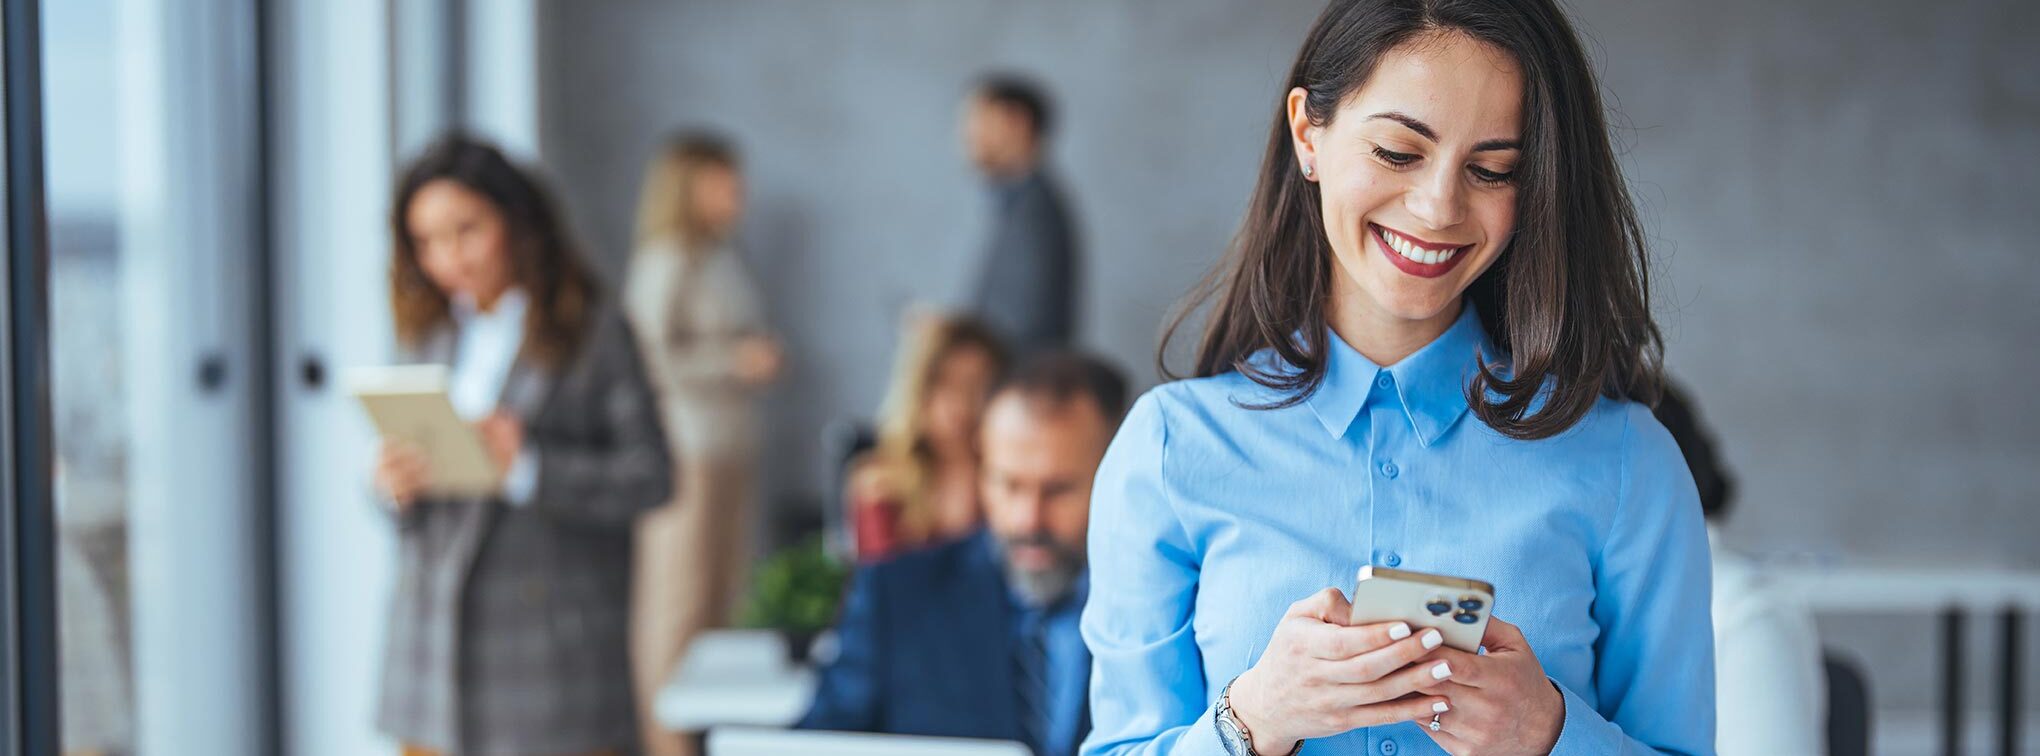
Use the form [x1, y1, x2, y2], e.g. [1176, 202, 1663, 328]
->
[1371, 223, 1471, 279]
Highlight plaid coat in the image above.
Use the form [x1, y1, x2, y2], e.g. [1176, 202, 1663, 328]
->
[375, 304, 673, 754]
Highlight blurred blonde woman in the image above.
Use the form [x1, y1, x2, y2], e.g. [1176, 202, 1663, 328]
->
[848, 315, 1006, 562]
[622, 131, 781, 756]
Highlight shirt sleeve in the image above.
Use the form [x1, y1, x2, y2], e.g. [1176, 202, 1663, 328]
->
[501, 446, 538, 507]
[797, 565, 886, 732]
[1079, 392, 1229, 756]
[1549, 405, 1716, 755]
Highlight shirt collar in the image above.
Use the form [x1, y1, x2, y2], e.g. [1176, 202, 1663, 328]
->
[1305, 301, 1495, 446]
[450, 286, 529, 327]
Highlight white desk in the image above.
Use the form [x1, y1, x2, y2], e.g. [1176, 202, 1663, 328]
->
[1772, 565, 2040, 613]
[655, 629, 818, 732]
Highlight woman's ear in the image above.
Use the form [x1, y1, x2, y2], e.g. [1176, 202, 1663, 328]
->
[1287, 87, 1319, 181]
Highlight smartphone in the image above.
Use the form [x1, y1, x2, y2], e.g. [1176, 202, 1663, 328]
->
[1347, 565, 1496, 653]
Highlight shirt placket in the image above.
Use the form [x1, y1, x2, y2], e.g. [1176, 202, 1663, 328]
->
[1364, 370, 1416, 756]
[1366, 371, 1411, 570]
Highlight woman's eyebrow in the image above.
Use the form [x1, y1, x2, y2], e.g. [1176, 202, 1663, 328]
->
[1367, 111, 1437, 141]
[1366, 111, 1522, 152]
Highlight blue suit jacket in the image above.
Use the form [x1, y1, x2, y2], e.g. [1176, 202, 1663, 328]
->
[798, 532, 1091, 755]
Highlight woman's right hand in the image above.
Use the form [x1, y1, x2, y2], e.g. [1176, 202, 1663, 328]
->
[1227, 588, 1456, 754]
[732, 335, 782, 386]
[374, 439, 431, 510]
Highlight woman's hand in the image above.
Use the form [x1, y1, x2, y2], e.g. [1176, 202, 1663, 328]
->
[476, 413, 524, 476]
[732, 334, 783, 386]
[374, 439, 431, 509]
[1228, 588, 1456, 754]
[1415, 616, 1565, 756]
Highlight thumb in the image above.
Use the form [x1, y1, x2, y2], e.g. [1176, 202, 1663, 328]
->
[1287, 587, 1353, 623]
[1481, 615, 1528, 650]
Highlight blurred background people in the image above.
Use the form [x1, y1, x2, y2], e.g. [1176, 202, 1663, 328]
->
[847, 315, 1007, 562]
[1654, 381, 1827, 755]
[622, 131, 783, 756]
[800, 352, 1128, 756]
[371, 135, 673, 756]
[962, 73, 1079, 356]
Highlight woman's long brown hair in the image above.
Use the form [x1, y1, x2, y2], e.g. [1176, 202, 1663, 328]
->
[1162, 0, 1662, 440]
[389, 134, 599, 367]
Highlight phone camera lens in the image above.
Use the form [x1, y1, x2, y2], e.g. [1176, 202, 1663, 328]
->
[1457, 597, 1484, 612]
[1426, 599, 1451, 616]
[1453, 611, 1479, 625]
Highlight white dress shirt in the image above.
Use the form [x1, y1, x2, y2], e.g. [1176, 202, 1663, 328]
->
[449, 287, 538, 504]
[1711, 527, 1827, 755]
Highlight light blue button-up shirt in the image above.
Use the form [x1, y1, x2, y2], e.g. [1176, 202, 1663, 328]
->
[1080, 304, 1714, 755]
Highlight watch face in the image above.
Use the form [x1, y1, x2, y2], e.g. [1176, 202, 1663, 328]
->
[1215, 707, 1252, 755]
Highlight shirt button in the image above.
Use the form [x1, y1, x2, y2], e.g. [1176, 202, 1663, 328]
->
[1376, 373, 1394, 390]
[1384, 552, 1402, 568]
[1380, 461, 1399, 479]
[1380, 739, 1399, 755]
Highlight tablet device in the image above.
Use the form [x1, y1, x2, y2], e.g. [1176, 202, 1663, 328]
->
[346, 364, 501, 497]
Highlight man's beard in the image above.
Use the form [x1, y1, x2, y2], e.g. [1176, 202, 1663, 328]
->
[994, 532, 1086, 609]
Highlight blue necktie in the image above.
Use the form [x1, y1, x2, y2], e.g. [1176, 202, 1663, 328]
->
[1015, 613, 1051, 756]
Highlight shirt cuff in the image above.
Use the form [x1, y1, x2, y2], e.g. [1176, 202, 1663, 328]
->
[1547, 678, 1622, 755]
[1187, 700, 1236, 756]
[502, 446, 539, 506]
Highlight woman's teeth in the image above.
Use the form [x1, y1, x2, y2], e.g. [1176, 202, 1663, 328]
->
[1380, 226, 1460, 265]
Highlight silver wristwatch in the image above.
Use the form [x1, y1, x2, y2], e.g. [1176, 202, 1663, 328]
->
[1214, 676, 1300, 756]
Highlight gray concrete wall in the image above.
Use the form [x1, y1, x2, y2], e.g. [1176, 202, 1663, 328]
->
[536, 0, 2040, 719]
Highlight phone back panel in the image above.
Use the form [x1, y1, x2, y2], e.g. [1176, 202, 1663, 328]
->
[1347, 566, 1495, 653]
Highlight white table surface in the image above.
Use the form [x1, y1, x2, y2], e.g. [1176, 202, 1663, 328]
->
[655, 629, 819, 732]
[1769, 565, 2040, 613]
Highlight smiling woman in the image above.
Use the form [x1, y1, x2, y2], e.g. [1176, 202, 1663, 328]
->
[1083, 1, 1710, 755]
[1166, 0, 1659, 440]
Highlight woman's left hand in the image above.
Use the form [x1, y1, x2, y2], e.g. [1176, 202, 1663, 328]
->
[476, 413, 524, 476]
[1416, 616, 1565, 756]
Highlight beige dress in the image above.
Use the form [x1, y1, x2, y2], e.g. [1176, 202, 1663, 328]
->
[621, 238, 769, 756]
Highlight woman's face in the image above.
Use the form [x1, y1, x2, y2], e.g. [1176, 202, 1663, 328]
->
[407, 178, 515, 306]
[923, 344, 997, 451]
[1291, 31, 1524, 329]
[690, 163, 746, 240]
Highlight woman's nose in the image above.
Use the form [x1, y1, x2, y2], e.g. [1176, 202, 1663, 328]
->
[1405, 166, 1468, 231]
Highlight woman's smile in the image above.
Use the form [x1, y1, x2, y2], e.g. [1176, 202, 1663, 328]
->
[1370, 222, 1473, 278]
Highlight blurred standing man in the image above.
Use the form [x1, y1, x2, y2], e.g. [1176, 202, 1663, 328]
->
[799, 353, 1128, 756]
[961, 74, 1079, 356]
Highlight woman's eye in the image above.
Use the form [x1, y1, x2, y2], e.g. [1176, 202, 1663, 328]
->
[1470, 165, 1514, 187]
[1371, 146, 1419, 167]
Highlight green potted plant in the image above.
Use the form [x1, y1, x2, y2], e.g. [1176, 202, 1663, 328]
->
[737, 535, 849, 662]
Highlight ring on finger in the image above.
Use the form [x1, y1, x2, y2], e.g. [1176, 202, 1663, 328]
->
[1429, 712, 1444, 732]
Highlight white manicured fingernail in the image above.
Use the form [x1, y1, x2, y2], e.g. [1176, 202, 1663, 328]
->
[1388, 623, 1412, 640]
[1421, 629, 1443, 649]
[1430, 662, 1453, 680]
[1432, 701, 1450, 713]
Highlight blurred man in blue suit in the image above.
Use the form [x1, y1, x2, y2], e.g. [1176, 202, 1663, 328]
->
[799, 352, 1128, 756]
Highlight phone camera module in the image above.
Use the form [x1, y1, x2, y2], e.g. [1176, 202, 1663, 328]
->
[1457, 596, 1485, 612]
[1452, 611, 1480, 625]
[1425, 599, 1452, 616]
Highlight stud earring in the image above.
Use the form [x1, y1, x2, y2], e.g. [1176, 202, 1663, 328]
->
[1302, 162, 1315, 179]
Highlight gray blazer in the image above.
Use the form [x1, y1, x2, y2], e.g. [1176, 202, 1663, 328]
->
[969, 170, 1078, 356]
[375, 302, 673, 755]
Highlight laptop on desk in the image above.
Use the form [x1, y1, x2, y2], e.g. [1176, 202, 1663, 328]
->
[707, 727, 1032, 756]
